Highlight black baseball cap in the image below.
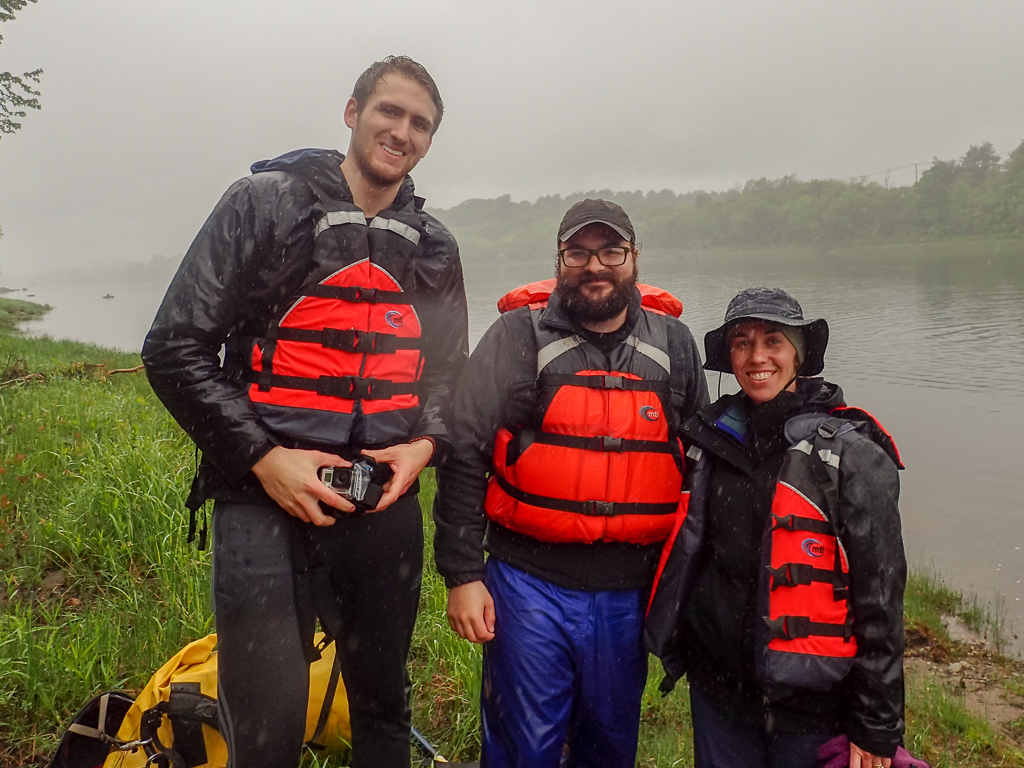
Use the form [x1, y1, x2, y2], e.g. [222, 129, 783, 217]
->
[558, 199, 635, 243]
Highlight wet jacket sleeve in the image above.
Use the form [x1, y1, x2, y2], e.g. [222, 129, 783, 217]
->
[667, 319, 710, 418]
[434, 313, 534, 587]
[838, 439, 906, 757]
[408, 217, 469, 461]
[141, 179, 279, 482]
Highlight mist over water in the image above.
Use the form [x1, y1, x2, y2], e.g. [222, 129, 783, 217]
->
[12, 244, 1024, 653]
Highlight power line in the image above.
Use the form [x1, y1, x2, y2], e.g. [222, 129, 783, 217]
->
[844, 149, 1015, 185]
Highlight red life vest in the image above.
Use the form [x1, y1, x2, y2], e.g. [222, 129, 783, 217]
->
[757, 411, 902, 690]
[483, 281, 687, 545]
[241, 200, 426, 449]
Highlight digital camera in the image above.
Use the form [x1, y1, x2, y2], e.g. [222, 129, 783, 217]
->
[318, 460, 374, 502]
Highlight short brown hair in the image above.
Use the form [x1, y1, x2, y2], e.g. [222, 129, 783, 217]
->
[351, 55, 444, 135]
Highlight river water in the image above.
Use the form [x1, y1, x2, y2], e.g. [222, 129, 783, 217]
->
[11, 242, 1024, 653]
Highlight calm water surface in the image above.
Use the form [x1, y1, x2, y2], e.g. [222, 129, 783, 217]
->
[14, 244, 1024, 652]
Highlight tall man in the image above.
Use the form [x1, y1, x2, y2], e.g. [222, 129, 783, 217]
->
[435, 199, 708, 767]
[142, 56, 468, 768]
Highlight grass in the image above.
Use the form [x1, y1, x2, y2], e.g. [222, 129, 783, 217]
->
[903, 570, 1024, 766]
[1, 320, 1021, 766]
[0, 297, 51, 333]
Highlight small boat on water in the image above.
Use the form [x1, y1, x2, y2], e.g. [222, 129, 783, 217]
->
[102, 294, 115, 299]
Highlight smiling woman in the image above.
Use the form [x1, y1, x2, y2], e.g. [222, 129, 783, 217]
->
[727, 321, 801, 404]
[646, 286, 908, 768]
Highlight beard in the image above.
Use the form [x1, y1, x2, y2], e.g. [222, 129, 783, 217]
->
[556, 259, 639, 324]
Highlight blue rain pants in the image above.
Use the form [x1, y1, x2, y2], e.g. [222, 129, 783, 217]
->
[480, 558, 648, 768]
[689, 687, 834, 768]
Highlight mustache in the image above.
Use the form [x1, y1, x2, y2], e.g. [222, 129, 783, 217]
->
[573, 270, 617, 284]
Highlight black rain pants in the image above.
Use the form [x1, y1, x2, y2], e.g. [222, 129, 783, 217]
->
[211, 494, 423, 768]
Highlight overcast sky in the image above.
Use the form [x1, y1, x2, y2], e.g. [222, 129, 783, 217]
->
[1, 0, 1023, 277]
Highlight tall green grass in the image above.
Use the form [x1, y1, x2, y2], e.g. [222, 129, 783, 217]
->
[0, 336, 211, 750]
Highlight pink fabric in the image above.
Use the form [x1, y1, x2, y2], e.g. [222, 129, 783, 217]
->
[817, 736, 932, 768]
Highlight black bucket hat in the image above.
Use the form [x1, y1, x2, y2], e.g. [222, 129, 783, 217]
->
[703, 287, 829, 376]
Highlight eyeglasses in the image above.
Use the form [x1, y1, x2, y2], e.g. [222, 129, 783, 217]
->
[558, 246, 632, 268]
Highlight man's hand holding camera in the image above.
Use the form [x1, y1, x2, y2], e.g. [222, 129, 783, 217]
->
[252, 446, 355, 525]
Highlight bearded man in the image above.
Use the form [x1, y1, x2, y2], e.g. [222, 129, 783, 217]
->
[142, 56, 467, 768]
[434, 199, 708, 767]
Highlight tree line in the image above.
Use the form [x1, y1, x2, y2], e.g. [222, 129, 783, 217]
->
[431, 139, 1024, 261]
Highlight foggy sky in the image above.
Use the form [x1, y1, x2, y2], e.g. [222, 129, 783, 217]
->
[1, 0, 1023, 277]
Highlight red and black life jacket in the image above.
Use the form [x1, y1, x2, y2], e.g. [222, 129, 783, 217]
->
[483, 280, 687, 545]
[756, 409, 903, 691]
[240, 195, 427, 449]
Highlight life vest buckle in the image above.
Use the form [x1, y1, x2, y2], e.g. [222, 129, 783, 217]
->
[598, 436, 625, 452]
[817, 418, 843, 439]
[601, 375, 626, 389]
[350, 331, 381, 353]
[765, 615, 811, 641]
[321, 328, 382, 353]
[316, 375, 393, 400]
[768, 563, 804, 590]
[771, 513, 796, 531]
[589, 500, 616, 516]
[352, 287, 379, 303]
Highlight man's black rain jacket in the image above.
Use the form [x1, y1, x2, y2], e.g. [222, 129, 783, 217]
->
[141, 148, 468, 507]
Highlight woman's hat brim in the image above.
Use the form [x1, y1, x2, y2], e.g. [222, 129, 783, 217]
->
[703, 314, 829, 376]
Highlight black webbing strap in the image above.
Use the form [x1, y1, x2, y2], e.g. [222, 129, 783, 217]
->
[770, 514, 833, 535]
[161, 684, 218, 768]
[290, 529, 346, 664]
[516, 428, 675, 455]
[767, 563, 850, 591]
[257, 328, 278, 392]
[139, 705, 189, 768]
[306, 652, 343, 750]
[238, 370, 417, 400]
[495, 475, 678, 517]
[303, 284, 413, 304]
[538, 373, 670, 395]
[763, 614, 855, 642]
[269, 327, 420, 354]
[186, 445, 209, 550]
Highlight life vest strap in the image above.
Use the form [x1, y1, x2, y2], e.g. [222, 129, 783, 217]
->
[764, 615, 854, 642]
[269, 327, 420, 354]
[240, 370, 418, 400]
[768, 563, 849, 591]
[538, 372, 671, 394]
[303, 284, 413, 304]
[770, 513, 834, 535]
[495, 475, 678, 517]
[516, 428, 676, 455]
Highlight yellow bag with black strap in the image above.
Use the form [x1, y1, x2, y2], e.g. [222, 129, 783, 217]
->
[101, 632, 350, 768]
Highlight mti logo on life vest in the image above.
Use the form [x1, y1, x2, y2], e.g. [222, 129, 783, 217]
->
[639, 405, 660, 422]
[802, 538, 826, 558]
[384, 310, 404, 329]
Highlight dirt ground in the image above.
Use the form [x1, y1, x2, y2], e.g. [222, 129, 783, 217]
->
[905, 617, 1024, 748]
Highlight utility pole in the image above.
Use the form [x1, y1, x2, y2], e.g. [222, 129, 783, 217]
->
[914, 163, 919, 184]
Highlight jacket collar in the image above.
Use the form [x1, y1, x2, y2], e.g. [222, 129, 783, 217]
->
[682, 378, 844, 471]
[250, 147, 419, 213]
